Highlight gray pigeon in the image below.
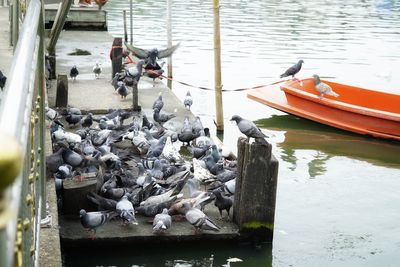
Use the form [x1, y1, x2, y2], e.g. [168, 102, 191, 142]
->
[153, 108, 176, 125]
[79, 209, 114, 237]
[152, 92, 164, 111]
[116, 195, 137, 224]
[0, 70, 7, 90]
[65, 114, 83, 126]
[125, 42, 180, 70]
[182, 203, 220, 233]
[125, 60, 145, 86]
[144, 61, 165, 86]
[230, 115, 268, 145]
[117, 82, 129, 99]
[313, 74, 339, 98]
[152, 208, 172, 233]
[183, 91, 193, 109]
[87, 192, 117, 211]
[280, 60, 304, 79]
[70, 65, 79, 81]
[93, 62, 102, 79]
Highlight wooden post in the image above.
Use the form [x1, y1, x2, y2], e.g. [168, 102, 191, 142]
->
[62, 176, 97, 215]
[110, 38, 123, 80]
[132, 82, 141, 111]
[166, 0, 173, 89]
[123, 10, 128, 43]
[233, 137, 279, 243]
[55, 74, 68, 107]
[213, 0, 224, 132]
[129, 0, 133, 45]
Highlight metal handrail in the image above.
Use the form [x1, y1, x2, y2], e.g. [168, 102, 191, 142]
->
[0, 0, 45, 266]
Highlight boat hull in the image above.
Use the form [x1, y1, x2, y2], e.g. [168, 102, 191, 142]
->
[247, 79, 400, 141]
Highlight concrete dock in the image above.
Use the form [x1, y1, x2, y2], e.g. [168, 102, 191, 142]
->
[48, 29, 240, 246]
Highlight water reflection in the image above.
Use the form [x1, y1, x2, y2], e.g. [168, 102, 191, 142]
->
[256, 115, 400, 168]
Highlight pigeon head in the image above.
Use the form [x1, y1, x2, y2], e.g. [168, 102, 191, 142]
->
[79, 209, 86, 217]
[313, 74, 321, 84]
[230, 115, 242, 124]
[298, 60, 304, 65]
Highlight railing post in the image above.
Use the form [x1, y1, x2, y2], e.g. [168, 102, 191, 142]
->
[46, 0, 73, 79]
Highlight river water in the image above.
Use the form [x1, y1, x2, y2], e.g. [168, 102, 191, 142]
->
[65, 0, 400, 266]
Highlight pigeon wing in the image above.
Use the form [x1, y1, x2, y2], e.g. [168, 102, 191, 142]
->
[157, 43, 180, 59]
[125, 42, 149, 59]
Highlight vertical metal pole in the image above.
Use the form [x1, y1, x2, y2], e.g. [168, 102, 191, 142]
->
[12, 0, 19, 48]
[213, 0, 224, 132]
[129, 0, 133, 45]
[123, 10, 128, 43]
[167, 0, 173, 89]
[38, 2, 46, 221]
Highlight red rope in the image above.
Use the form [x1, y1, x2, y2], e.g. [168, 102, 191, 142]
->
[124, 54, 285, 92]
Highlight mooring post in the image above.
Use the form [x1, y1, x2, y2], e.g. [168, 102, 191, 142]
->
[213, 0, 224, 133]
[123, 10, 128, 43]
[132, 82, 141, 111]
[233, 137, 279, 243]
[55, 74, 68, 107]
[166, 0, 173, 89]
[110, 38, 123, 80]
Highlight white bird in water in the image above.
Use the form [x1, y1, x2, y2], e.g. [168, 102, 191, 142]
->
[313, 74, 339, 99]
[93, 62, 102, 79]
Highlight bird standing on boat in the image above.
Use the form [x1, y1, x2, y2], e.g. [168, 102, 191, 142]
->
[280, 60, 304, 80]
[0, 70, 6, 91]
[230, 115, 268, 145]
[125, 43, 180, 70]
[70, 66, 79, 81]
[313, 74, 339, 99]
[93, 62, 102, 79]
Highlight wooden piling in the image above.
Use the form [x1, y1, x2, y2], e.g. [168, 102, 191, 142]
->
[213, 0, 224, 132]
[233, 137, 279, 243]
[62, 176, 97, 215]
[123, 10, 128, 43]
[166, 0, 173, 89]
[110, 38, 123, 80]
[55, 74, 68, 107]
[132, 82, 141, 111]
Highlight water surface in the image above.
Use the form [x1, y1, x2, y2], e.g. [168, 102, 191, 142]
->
[65, 0, 400, 266]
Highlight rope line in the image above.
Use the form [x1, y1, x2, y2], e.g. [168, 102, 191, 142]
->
[124, 55, 285, 92]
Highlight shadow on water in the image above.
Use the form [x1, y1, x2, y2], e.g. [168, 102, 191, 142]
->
[63, 241, 273, 267]
[255, 115, 400, 168]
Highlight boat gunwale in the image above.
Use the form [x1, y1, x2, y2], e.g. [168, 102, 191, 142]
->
[280, 82, 400, 122]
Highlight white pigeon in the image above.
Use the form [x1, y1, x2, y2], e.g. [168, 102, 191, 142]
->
[152, 208, 172, 233]
[313, 74, 339, 99]
[116, 195, 137, 224]
[93, 62, 102, 79]
[162, 136, 183, 163]
[183, 91, 193, 109]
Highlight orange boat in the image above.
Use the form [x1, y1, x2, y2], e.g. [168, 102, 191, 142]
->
[247, 78, 400, 141]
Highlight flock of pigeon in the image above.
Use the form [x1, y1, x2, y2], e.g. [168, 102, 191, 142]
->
[46, 45, 336, 240]
[45, 90, 255, 238]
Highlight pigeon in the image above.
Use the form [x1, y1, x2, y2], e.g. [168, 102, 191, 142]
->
[116, 195, 137, 224]
[125, 43, 180, 70]
[79, 209, 114, 238]
[117, 82, 129, 99]
[212, 190, 233, 219]
[313, 74, 339, 98]
[67, 107, 82, 115]
[280, 60, 304, 79]
[144, 61, 165, 86]
[153, 108, 176, 125]
[80, 113, 93, 128]
[93, 62, 102, 79]
[125, 60, 145, 86]
[182, 203, 220, 233]
[70, 65, 79, 81]
[183, 91, 193, 109]
[152, 208, 172, 233]
[230, 115, 268, 145]
[0, 70, 7, 90]
[45, 106, 59, 121]
[87, 192, 117, 211]
[152, 92, 164, 111]
[65, 114, 83, 126]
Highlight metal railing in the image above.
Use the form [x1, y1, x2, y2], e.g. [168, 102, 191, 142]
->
[0, 0, 47, 266]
